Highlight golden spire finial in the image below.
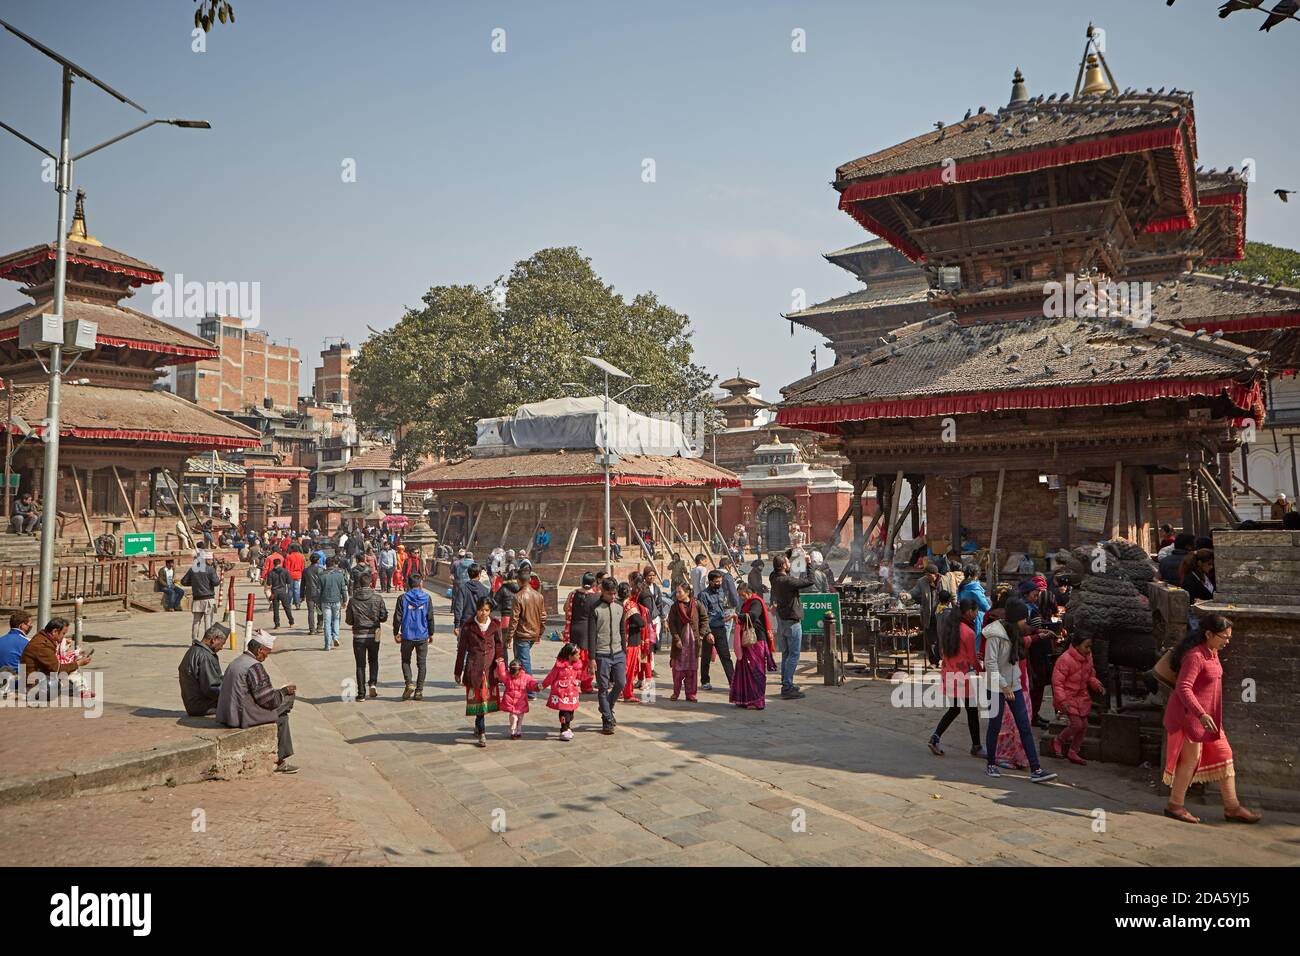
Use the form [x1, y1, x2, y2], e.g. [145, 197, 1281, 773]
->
[67, 188, 102, 246]
[1080, 54, 1110, 95]
[1073, 24, 1117, 98]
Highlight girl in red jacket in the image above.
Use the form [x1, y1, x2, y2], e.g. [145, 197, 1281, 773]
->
[542, 643, 583, 741]
[496, 657, 542, 739]
[1050, 634, 1105, 765]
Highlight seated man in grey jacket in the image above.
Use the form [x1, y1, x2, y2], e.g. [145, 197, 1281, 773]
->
[216, 630, 298, 773]
[178, 623, 229, 716]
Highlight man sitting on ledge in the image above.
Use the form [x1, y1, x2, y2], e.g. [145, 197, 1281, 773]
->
[216, 629, 298, 774]
[179, 623, 229, 717]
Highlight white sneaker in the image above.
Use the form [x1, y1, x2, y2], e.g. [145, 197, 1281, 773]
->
[560, 729, 574, 741]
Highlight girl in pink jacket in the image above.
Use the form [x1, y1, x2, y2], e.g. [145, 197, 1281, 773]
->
[1050, 635, 1105, 765]
[542, 643, 583, 741]
[496, 657, 541, 740]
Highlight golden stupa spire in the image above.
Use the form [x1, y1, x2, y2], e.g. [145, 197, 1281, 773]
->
[67, 189, 102, 246]
[1073, 23, 1117, 97]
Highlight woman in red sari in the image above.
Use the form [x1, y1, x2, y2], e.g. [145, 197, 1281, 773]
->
[1162, 613, 1260, 824]
[730, 580, 776, 709]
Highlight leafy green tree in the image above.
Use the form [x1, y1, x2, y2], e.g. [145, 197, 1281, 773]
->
[351, 247, 715, 471]
[1204, 241, 1300, 285]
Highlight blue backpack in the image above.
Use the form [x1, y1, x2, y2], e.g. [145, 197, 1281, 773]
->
[399, 590, 431, 640]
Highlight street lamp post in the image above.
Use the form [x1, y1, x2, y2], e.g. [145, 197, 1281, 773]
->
[0, 17, 209, 625]
[564, 357, 647, 574]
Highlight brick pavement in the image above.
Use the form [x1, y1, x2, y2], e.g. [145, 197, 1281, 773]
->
[4, 578, 1298, 867]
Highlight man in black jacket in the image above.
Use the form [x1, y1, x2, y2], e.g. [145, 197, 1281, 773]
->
[265, 556, 294, 629]
[178, 623, 229, 716]
[345, 570, 388, 701]
[302, 552, 325, 635]
[768, 555, 816, 700]
[181, 555, 221, 642]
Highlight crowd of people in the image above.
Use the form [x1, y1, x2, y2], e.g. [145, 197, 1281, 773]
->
[4, 492, 1272, 824]
[908, 537, 1262, 819]
[437, 543, 833, 746]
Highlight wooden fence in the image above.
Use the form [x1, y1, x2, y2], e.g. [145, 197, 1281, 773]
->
[0, 558, 130, 611]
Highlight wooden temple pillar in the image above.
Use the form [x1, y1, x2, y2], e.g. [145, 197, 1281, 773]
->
[849, 467, 866, 576]
[1145, 468, 1160, 552]
[947, 476, 962, 553]
[875, 472, 896, 564]
[1180, 456, 1197, 536]
[1058, 482, 1071, 550]
[906, 474, 924, 539]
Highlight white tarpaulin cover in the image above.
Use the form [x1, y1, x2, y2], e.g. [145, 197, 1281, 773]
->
[475, 396, 697, 457]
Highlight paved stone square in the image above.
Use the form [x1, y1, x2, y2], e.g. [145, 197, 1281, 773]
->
[4, 581, 1298, 867]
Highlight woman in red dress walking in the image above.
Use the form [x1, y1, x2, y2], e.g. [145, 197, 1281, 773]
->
[1162, 613, 1260, 824]
[454, 597, 504, 747]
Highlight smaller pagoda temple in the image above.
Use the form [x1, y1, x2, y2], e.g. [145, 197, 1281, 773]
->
[1, 193, 261, 553]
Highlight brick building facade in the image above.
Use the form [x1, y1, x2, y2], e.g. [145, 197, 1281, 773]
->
[175, 315, 300, 413]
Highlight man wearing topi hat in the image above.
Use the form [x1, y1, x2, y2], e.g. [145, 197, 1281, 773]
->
[216, 629, 298, 773]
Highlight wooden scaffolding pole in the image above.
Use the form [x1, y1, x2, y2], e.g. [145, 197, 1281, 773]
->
[498, 502, 517, 548]
[523, 501, 548, 560]
[684, 501, 716, 567]
[438, 500, 458, 544]
[700, 495, 729, 560]
[665, 500, 697, 559]
[69, 465, 95, 546]
[642, 499, 668, 575]
[987, 468, 1006, 591]
[555, 499, 586, 589]
[111, 465, 141, 534]
[162, 468, 208, 540]
[619, 500, 654, 570]
[464, 501, 487, 552]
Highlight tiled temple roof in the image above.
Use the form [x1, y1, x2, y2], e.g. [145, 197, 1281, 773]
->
[407, 450, 739, 491]
[778, 311, 1262, 426]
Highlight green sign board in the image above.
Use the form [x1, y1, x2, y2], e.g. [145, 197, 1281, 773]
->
[799, 592, 841, 633]
[122, 532, 156, 556]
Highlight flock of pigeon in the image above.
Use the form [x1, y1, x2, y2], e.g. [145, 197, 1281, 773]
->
[929, 89, 1186, 153]
[857, 311, 1249, 389]
[1167, 0, 1300, 32]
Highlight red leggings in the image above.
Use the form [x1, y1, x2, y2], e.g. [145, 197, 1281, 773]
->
[1056, 714, 1088, 755]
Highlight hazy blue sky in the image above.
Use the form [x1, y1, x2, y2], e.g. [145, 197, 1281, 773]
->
[2, 0, 1297, 400]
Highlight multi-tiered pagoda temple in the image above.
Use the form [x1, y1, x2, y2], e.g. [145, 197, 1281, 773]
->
[1, 193, 260, 552]
[776, 48, 1286, 575]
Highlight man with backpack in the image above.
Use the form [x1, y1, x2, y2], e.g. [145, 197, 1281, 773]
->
[394, 575, 433, 701]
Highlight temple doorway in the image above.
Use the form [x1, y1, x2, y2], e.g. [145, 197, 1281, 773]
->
[758, 495, 795, 552]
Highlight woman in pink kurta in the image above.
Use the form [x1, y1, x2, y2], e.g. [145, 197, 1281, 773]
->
[1162, 613, 1260, 825]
